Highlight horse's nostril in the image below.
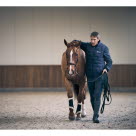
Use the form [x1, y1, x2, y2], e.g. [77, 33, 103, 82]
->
[72, 70, 75, 74]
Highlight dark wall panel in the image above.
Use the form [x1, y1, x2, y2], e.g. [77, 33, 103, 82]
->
[0, 65, 135, 88]
[108, 65, 136, 87]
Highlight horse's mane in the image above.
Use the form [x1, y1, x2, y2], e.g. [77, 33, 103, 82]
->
[68, 40, 81, 47]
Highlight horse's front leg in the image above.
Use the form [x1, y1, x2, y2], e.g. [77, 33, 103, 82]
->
[67, 90, 75, 120]
[65, 78, 75, 121]
[76, 90, 82, 120]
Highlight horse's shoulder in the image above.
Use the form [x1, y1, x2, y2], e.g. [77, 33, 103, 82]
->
[80, 49, 85, 58]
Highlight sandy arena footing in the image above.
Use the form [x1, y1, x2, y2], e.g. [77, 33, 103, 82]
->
[0, 91, 136, 129]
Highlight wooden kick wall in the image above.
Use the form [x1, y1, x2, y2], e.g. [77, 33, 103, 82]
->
[0, 65, 136, 88]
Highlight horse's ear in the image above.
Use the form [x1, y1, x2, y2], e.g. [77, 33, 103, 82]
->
[64, 39, 68, 46]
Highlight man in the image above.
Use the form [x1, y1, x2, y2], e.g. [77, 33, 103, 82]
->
[77, 31, 112, 123]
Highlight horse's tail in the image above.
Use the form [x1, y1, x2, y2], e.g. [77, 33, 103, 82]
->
[73, 84, 79, 99]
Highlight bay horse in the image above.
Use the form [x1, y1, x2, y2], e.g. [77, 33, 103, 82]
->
[61, 39, 87, 120]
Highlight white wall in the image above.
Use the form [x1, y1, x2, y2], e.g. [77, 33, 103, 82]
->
[0, 7, 136, 65]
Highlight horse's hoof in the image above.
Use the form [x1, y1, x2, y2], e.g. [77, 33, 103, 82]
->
[76, 116, 81, 121]
[69, 116, 75, 121]
[81, 114, 86, 118]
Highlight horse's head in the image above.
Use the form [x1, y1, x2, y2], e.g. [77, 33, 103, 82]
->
[64, 39, 81, 75]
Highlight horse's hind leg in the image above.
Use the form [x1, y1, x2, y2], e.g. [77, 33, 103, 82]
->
[76, 90, 82, 120]
[81, 88, 87, 118]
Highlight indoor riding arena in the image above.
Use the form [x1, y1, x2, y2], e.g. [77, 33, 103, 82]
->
[0, 7, 136, 129]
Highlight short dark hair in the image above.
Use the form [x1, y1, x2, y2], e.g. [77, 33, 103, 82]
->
[90, 31, 100, 38]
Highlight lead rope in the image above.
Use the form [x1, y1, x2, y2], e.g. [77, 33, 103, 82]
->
[100, 85, 112, 114]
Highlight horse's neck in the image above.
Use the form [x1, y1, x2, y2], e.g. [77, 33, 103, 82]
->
[77, 49, 85, 66]
[76, 49, 85, 76]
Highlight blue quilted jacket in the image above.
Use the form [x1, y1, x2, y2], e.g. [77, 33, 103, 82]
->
[80, 40, 113, 81]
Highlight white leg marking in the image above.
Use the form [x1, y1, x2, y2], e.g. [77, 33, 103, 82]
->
[78, 103, 82, 105]
[81, 104, 87, 116]
[68, 97, 74, 100]
[76, 111, 82, 114]
[69, 106, 74, 110]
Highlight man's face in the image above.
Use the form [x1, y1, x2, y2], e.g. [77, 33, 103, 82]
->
[90, 36, 100, 46]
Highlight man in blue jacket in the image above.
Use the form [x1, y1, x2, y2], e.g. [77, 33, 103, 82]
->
[79, 31, 112, 123]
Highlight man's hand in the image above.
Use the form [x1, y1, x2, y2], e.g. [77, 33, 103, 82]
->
[102, 69, 107, 74]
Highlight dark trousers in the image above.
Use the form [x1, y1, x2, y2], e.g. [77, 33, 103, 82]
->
[87, 77, 103, 118]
